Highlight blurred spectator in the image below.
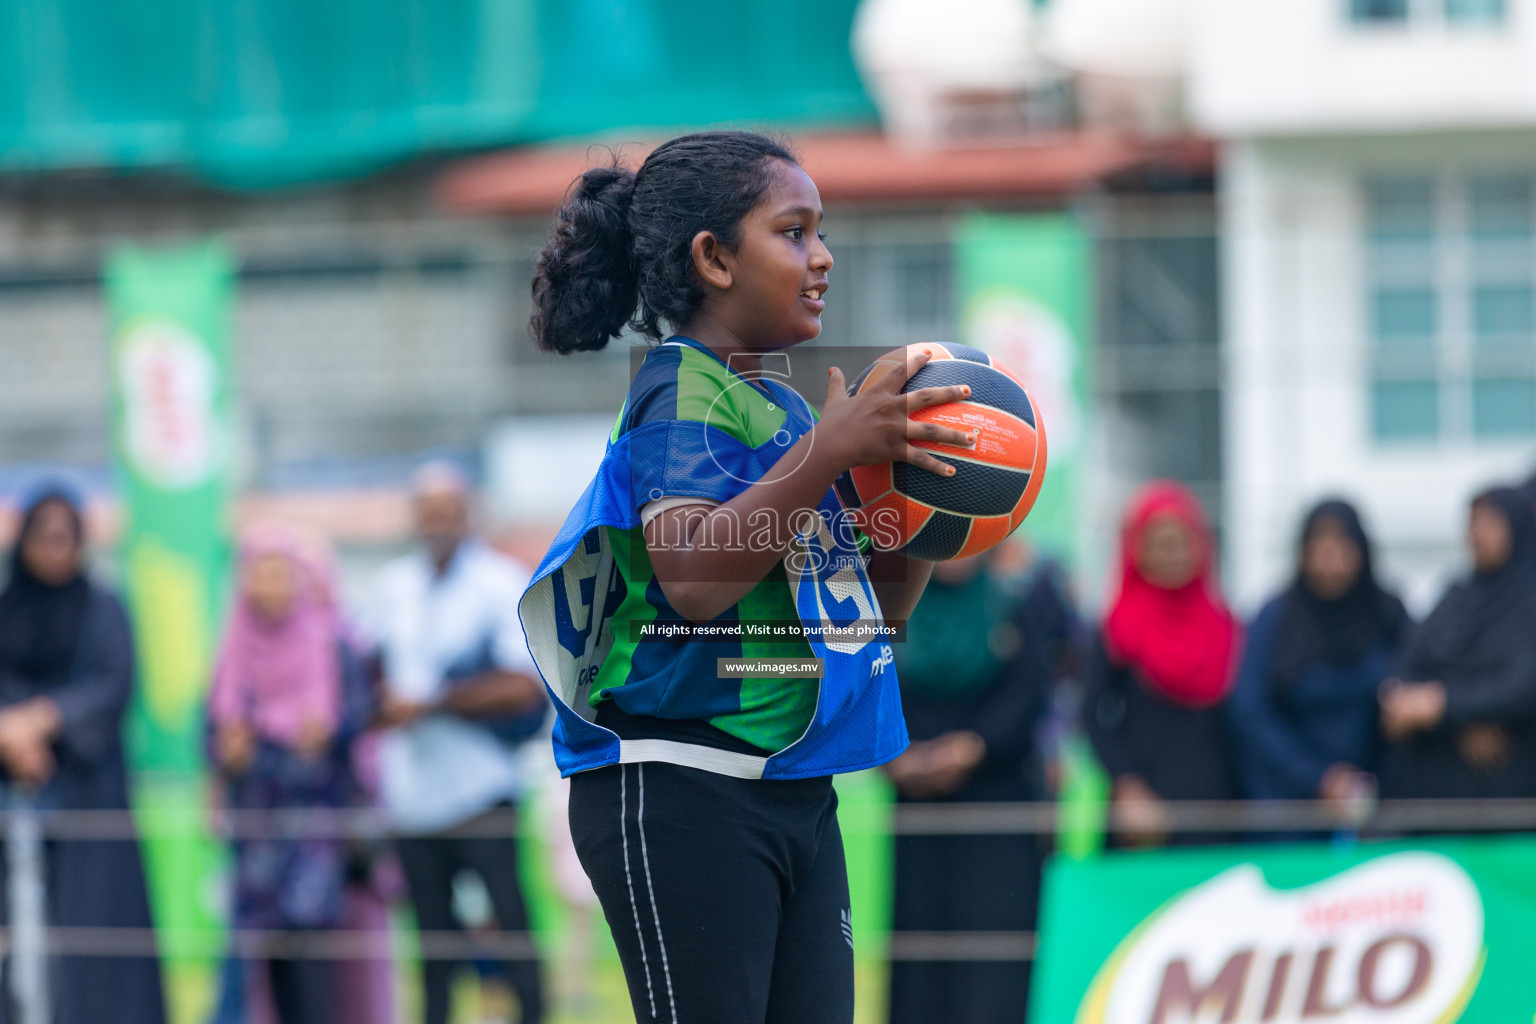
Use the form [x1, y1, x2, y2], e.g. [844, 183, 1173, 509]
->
[1083, 482, 1241, 847]
[1227, 500, 1411, 829]
[368, 464, 547, 1024]
[0, 485, 167, 1024]
[208, 523, 364, 1024]
[1380, 487, 1536, 806]
[537, 760, 600, 1019]
[884, 547, 1052, 1024]
[995, 539, 1081, 682]
[998, 541, 1081, 791]
[293, 533, 395, 1024]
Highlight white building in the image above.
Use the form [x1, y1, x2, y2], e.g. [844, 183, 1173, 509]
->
[1190, 0, 1536, 612]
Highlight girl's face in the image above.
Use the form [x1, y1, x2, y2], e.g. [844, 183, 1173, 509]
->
[706, 160, 833, 349]
[1135, 513, 1200, 591]
[20, 501, 82, 587]
[246, 551, 297, 622]
[1469, 502, 1513, 573]
[1301, 518, 1363, 600]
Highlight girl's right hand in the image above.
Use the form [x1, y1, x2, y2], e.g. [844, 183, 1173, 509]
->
[1318, 763, 1376, 824]
[293, 718, 334, 761]
[217, 723, 256, 776]
[818, 349, 978, 477]
[1111, 773, 1171, 847]
[1379, 679, 1446, 740]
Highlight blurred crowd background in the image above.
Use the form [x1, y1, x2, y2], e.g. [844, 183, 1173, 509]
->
[2, 0, 1535, 1022]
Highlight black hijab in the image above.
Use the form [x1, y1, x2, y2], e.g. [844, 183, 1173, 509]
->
[1270, 500, 1409, 689]
[1411, 486, 1536, 676]
[0, 489, 91, 683]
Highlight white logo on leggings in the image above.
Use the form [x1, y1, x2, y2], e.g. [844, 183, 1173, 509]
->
[841, 909, 854, 950]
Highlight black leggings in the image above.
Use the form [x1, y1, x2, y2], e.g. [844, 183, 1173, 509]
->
[569, 762, 854, 1024]
[888, 828, 1040, 1024]
[395, 808, 544, 1024]
[267, 955, 333, 1024]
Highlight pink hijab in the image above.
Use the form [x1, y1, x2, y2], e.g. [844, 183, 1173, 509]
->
[291, 527, 357, 645]
[209, 524, 341, 747]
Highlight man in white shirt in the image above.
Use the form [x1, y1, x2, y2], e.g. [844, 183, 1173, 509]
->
[371, 463, 547, 1024]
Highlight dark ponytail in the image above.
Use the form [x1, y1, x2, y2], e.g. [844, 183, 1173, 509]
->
[530, 131, 798, 354]
[530, 165, 640, 354]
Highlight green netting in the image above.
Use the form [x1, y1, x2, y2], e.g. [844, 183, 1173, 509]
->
[0, 0, 876, 189]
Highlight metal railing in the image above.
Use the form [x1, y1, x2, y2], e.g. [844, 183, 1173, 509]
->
[1, 797, 1532, 1022]
[13, 796, 1532, 842]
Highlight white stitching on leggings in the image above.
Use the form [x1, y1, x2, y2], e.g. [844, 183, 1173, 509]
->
[638, 764, 679, 1023]
[622, 765, 658, 1019]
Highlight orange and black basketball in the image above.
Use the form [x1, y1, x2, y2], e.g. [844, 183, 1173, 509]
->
[834, 342, 1047, 561]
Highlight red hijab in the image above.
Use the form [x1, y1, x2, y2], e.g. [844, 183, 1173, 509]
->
[1103, 481, 1240, 707]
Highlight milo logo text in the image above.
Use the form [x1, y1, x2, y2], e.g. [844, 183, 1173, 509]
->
[1077, 853, 1484, 1024]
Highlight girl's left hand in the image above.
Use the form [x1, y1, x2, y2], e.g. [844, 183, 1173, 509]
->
[922, 731, 986, 796]
[1379, 680, 1446, 740]
[377, 691, 431, 728]
[217, 723, 257, 775]
[294, 719, 334, 760]
[1456, 724, 1512, 774]
[885, 731, 986, 799]
[0, 721, 55, 789]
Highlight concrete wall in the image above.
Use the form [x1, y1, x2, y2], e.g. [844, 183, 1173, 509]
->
[0, 171, 561, 484]
[1191, 0, 1536, 136]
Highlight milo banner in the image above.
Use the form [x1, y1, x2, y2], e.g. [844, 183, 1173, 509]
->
[957, 212, 1105, 857]
[1032, 837, 1536, 1023]
[957, 212, 1091, 568]
[105, 240, 236, 1000]
[106, 239, 236, 773]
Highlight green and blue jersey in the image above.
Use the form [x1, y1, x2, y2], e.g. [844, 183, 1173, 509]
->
[596, 337, 820, 752]
[519, 336, 907, 780]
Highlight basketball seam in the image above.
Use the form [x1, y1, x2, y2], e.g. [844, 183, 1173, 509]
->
[907, 447, 1037, 473]
[856, 488, 930, 550]
[959, 517, 1010, 559]
[904, 509, 971, 560]
[910, 361, 1013, 384]
[929, 398, 1032, 423]
[906, 361, 1038, 427]
[897, 495, 999, 520]
[956, 517, 976, 559]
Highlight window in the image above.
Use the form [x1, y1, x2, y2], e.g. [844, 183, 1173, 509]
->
[1373, 380, 1440, 439]
[1373, 288, 1437, 344]
[1349, 0, 1506, 24]
[1472, 378, 1536, 435]
[1469, 174, 1535, 438]
[1366, 175, 1441, 443]
[1366, 178, 1436, 244]
[1365, 173, 1536, 444]
[1445, 0, 1505, 22]
[1474, 284, 1533, 338]
[1350, 0, 1409, 21]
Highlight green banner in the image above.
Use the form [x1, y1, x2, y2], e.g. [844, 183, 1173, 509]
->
[1032, 837, 1536, 1024]
[106, 241, 236, 1018]
[957, 212, 1091, 568]
[106, 239, 235, 774]
[957, 212, 1105, 857]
